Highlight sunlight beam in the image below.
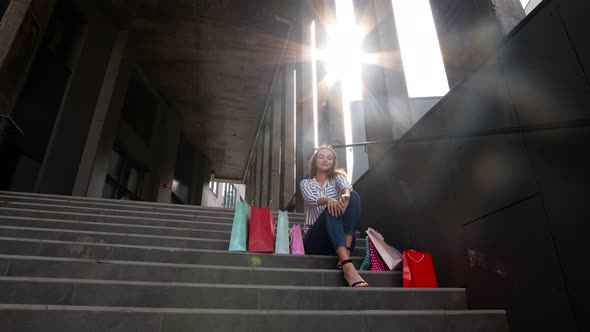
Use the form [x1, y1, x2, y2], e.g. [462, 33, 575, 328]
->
[334, 0, 361, 182]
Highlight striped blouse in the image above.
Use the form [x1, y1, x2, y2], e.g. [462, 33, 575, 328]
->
[300, 174, 353, 227]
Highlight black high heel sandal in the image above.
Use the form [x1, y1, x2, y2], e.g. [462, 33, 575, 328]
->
[340, 259, 369, 287]
[336, 247, 352, 269]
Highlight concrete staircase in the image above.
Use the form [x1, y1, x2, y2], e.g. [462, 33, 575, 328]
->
[0, 191, 508, 331]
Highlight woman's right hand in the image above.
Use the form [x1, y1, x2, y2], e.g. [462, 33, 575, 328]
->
[327, 198, 343, 216]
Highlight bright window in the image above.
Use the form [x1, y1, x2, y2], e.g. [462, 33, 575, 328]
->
[391, 0, 449, 98]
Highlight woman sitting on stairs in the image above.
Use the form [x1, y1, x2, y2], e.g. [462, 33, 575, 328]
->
[300, 145, 368, 287]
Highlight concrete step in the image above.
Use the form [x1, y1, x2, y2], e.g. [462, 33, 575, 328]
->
[0, 192, 509, 331]
[0, 225, 230, 251]
[0, 215, 234, 240]
[0, 237, 365, 269]
[0, 191, 241, 213]
[0, 201, 307, 226]
[0, 189, 231, 206]
[0, 255, 400, 287]
[0, 191, 307, 217]
[0, 207, 366, 242]
[0, 203, 306, 226]
[0, 304, 510, 332]
[0, 223, 366, 255]
[0, 277, 467, 310]
[0, 207, 234, 232]
[0, 192, 307, 220]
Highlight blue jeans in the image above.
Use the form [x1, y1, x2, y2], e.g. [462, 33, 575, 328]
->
[303, 191, 361, 256]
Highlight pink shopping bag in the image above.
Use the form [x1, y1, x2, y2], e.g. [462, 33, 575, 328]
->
[289, 224, 305, 255]
[369, 237, 388, 271]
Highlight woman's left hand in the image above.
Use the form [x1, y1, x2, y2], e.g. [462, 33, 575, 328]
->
[339, 193, 350, 213]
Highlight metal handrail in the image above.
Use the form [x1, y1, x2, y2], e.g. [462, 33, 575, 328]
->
[105, 175, 140, 201]
[305, 139, 399, 161]
[243, 17, 294, 181]
[0, 115, 24, 134]
[330, 139, 398, 149]
[290, 140, 400, 212]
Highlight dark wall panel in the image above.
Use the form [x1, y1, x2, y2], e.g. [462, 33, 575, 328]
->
[462, 196, 576, 332]
[394, 140, 466, 286]
[356, 139, 468, 286]
[407, 99, 448, 138]
[356, 147, 414, 250]
[524, 127, 590, 331]
[445, 56, 518, 135]
[355, 0, 590, 331]
[408, 56, 517, 140]
[499, 2, 590, 127]
[558, 0, 590, 84]
[429, 0, 504, 87]
[449, 133, 538, 225]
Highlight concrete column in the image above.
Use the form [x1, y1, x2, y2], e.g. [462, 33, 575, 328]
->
[72, 31, 129, 197]
[255, 138, 264, 207]
[261, 115, 271, 206]
[245, 167, 251, 203]
[326, 82, 346, 170]
[153, 109, 182, 203]
[35, 22, 117, 195]
[246, 156, 255, 204]
[491, 0, 526, 34]
[349, 100, 370, 183]
[299, 14, 316, 177]
[296, 6, 316, 212]
[429, 0, 524, 86]
[244, 163, 252, 201]
[283, 65, 296, 209]
[270, 77, 282, 211]
[355, 0, 395, 166]
[249, 165, 255, 204]
[190, 152, 210, 206]
[0, 0, 57, 147]
[373, 0, 412, 139]
[244, 161, 251, 204]
[188, 163, 201, 205]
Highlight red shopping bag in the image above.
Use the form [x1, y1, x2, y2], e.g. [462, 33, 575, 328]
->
[402, 250, 438, 288]
[248, 205, 275, 252]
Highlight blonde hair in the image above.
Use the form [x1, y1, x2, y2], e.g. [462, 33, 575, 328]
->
[308, 145, 347, 179]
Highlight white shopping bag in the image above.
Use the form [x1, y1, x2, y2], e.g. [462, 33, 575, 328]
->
[366, 227, 403, 270]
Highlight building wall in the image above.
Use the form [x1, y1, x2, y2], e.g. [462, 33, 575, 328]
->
[0, 0, 58, 191]
[0, 1, 211, 206]
[525, 0, 543, 14]
[354, 1, 590, 331]
[409, 97, 441, 125]
[73, 30, 130, 198]
[35, 21, 117, 195]
[0, 0, 57, 147]
[201, 183, 244, 208]
[429, 0, 525, 88]
[189, 151, 211, 206]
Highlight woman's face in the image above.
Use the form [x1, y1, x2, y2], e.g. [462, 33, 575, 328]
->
[316, 148, 335, 173]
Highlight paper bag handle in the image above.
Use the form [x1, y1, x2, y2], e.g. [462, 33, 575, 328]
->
[407, 250, 425, 263]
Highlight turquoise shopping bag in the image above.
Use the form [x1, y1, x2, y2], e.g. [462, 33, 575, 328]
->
[274, 210, 290, 254]
[228, 201, 247, 251]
